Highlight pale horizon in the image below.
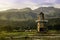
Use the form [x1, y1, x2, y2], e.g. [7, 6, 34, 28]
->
[0, 0, 60, 11]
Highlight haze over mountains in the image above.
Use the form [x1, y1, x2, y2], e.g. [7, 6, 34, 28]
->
[0, 7, 60, 21]
[34, 7, 60, 19]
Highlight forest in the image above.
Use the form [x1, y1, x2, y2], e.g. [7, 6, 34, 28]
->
[0, 18, 60, 32]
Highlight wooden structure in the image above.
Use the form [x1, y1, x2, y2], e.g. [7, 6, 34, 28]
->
[36, 12, 48, 32]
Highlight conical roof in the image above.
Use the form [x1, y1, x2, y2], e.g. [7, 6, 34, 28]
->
[39, 12, 44, 15]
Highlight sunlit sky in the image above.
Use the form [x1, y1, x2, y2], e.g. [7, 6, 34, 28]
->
[0, 0, 60, 11]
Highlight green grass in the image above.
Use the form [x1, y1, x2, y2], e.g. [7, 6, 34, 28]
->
[47, 30, 60, 34]
[0, 30, 60, 37]
[0, 31, 60, 40]
[0, 31, 37, 37]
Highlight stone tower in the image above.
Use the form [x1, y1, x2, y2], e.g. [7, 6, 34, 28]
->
[36, 12, 48, 32]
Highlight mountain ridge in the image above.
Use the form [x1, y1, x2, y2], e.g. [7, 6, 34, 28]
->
[0, 7, 60, 21]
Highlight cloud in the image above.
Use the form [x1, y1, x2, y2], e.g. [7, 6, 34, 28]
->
[30, 0, 56, 4]
[0, 0, 60, 11]
[0, 0, 15, 11]
[22, 1, 40, 9]
[55, 0, 60, 4]
[44, 0, 56, 3]
[54, 4, 60, 8]
[0, 0, 40, 11]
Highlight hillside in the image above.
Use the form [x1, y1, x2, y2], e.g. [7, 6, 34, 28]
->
[33, 7, 60, 19]
[0, 7, 60, 32]
[0, 7, 60, 21]
[0, 8, 37, 21]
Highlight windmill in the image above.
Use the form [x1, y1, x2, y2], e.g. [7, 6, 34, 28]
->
[36, 8, 48, 32]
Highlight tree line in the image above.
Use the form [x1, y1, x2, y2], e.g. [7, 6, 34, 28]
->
[0, 18, 60, 32]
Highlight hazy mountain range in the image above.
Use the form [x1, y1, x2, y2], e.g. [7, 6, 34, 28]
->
[0, 7, 60, 21]
[33, 7, 60, 19]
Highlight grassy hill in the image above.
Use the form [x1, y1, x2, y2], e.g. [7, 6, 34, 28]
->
[0, 7, 60, 21]
[33, 7, 60, 19]
[0, 7, 60, 33]
[0, 8, 37, 21]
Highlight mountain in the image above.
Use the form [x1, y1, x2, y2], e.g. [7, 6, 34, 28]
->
[33, 7, 60, 19]
[0, 8, 37, 21]
[0, 7, 60, 21]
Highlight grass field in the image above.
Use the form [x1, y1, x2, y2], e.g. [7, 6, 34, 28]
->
[0, 30, 60, 40]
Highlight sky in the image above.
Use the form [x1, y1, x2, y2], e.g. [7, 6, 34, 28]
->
[0, 0, 60, 11]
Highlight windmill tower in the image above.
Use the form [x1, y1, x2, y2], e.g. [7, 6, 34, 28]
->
[36, 12, 48, 32]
